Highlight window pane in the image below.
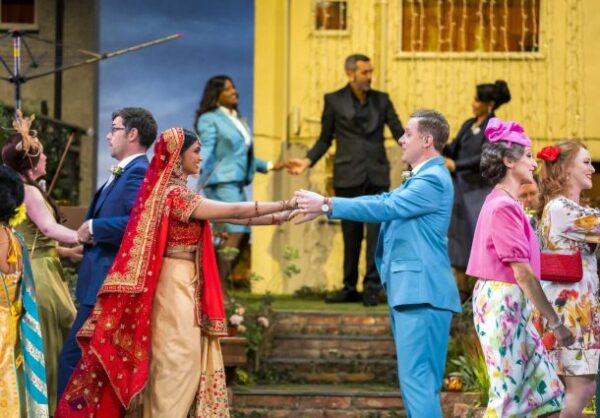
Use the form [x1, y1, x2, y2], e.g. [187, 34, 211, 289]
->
[401, 0, 540, 53]
[1, 0, 35, 25]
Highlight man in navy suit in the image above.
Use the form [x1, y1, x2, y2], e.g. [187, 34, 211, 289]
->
[57, 107, 157, 397]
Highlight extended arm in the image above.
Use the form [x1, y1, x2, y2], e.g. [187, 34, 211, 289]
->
[384, 94, 404, 140]
[24, 185, 78, 244]
[191, 197, 296, 221]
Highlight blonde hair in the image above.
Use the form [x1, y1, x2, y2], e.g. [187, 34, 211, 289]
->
[538, 139, 587, 218]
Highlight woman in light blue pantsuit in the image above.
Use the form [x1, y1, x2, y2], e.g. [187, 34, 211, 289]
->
[195, 75, 281, 281]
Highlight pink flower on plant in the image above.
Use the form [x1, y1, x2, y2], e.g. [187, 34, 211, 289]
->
[257, 316, 269, 328]
[229, 314, 244, 326]
[235, 306, 245, 316]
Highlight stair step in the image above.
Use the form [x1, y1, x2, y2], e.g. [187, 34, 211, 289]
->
[270, 334, 396, 359]
[264, 358, 398, 384]
[231, 384, 405, 418]
[273, 311, 391, 337]
[231, 385, 480, 418]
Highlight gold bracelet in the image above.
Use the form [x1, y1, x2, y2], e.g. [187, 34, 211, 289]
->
[254, 201, 259, 217]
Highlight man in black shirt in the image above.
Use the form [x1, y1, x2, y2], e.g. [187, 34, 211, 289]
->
[287, 54, 404, 306]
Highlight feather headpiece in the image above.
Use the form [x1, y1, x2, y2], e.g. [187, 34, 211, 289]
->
[13, 110, 42, 157]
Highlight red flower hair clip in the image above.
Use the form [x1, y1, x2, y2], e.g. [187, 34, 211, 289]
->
[537, 145, 561, 162]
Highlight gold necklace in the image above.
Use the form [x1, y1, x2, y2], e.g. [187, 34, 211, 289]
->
[495, 184, 518, 202]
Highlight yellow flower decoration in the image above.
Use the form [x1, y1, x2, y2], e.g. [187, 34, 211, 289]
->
[8, 203, 26, 227]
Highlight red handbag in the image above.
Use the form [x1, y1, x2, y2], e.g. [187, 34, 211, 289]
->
[540, 248, 583, 283]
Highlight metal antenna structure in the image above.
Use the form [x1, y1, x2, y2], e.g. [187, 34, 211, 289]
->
[0, 30, 182, 112]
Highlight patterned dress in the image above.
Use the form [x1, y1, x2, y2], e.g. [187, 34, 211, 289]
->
[468, 188, 564, 416]
[0, 226, 48, 417]
[535, 196, 600, 375]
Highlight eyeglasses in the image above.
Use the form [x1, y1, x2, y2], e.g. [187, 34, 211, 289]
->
[109, 126, 126, 134]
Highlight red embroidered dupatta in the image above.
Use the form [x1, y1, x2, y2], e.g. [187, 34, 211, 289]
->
[55, 128, 226, 417]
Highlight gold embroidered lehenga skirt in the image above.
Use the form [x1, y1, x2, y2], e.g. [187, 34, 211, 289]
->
[141, 257, 229, 418]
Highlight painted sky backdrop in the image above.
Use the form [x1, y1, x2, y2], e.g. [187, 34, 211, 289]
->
[97, 0, 254, 186]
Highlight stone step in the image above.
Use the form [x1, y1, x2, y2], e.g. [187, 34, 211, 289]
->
[230, 384, 405, 418]
[263, 358, 398, 384]
[273, 311, 391, 337]
[231, 385, 479, 418]
[270, 334, 396, 360]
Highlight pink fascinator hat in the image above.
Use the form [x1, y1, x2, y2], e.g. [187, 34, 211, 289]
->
[484, 117, 531, 147]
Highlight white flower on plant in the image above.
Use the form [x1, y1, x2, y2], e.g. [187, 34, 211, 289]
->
[237, 324, 247, 333]
[257, 316, 269, 328]
[235, 306, 245, 316]
[229, 314, 244, 326]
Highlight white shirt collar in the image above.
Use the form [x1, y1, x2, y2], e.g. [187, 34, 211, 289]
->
[219, 106, 238, 118]
[411, 156, 436, 175]
[118, 153, 146, 170]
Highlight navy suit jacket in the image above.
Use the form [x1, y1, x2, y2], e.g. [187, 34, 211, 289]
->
[330, 156, 461, 313]
[75, 155, 148, 305]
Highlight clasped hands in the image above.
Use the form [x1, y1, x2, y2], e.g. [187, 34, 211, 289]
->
[77, 220, 93, 245]
[270, 193, 325, 225]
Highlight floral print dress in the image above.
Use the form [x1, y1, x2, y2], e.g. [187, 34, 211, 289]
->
[535, 196, 600, 375]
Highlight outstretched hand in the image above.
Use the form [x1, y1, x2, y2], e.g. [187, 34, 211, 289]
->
[295, 189, 326, 213]
[285, 158, 311, 175]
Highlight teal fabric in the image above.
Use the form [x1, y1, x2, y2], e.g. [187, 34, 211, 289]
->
[203, 183, 250, 233]
[197, 109, 268, 187]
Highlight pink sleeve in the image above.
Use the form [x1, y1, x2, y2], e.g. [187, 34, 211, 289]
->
[490, 201, 531, 263]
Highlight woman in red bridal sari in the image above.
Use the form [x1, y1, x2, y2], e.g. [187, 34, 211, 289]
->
[55, 128, 295, 418]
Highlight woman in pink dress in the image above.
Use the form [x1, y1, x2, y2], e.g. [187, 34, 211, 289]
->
[467, 118, 574, 416]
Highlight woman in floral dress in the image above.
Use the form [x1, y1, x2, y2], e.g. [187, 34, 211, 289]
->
[536, 140, 599, 417]
[467, 118, 573, 417]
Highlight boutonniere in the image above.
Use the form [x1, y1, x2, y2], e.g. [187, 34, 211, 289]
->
[110, 165, 124, 177]
[524, 206, 537, 219]
[400, 170, 412, 185]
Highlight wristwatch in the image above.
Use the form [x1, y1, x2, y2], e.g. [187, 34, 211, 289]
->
[321, 197, 331, 213]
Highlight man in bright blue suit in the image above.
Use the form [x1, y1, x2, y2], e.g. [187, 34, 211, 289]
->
[295, 110, 461, 417]
[57, 107, 157, 397]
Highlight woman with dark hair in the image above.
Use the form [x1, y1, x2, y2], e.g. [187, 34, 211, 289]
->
[466, 118, 572, 416]
[444, 80, 511, 300]
[0, 164, 48, 417]
[535, 140, 599, 416]
[57, 128, 295, 418]
[195, 75, 282, 283]
[1, 112, 82, 414]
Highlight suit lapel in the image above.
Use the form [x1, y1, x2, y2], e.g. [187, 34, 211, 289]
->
[92, 155, 146, 216]
[216, 109, 248, 143]
[340, 85, 355, 121]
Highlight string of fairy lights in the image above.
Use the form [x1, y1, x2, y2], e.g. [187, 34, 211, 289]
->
[300, 0, 585, 151]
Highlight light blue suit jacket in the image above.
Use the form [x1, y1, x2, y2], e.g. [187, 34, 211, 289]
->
[330, 156, 461, 313]
[196, 108, 268, 187]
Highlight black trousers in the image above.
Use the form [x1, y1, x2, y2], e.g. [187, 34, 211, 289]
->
[334, 181, 387, 291]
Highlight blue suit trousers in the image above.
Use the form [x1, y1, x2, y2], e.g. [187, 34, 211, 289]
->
[390, 304, 452, 418]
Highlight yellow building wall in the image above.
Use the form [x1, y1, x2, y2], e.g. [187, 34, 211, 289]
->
[253, 0, 600, 294]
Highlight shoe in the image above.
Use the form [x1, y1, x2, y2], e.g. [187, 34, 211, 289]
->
[325, 289, 361, 303]
[362, 286, 380, 307]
